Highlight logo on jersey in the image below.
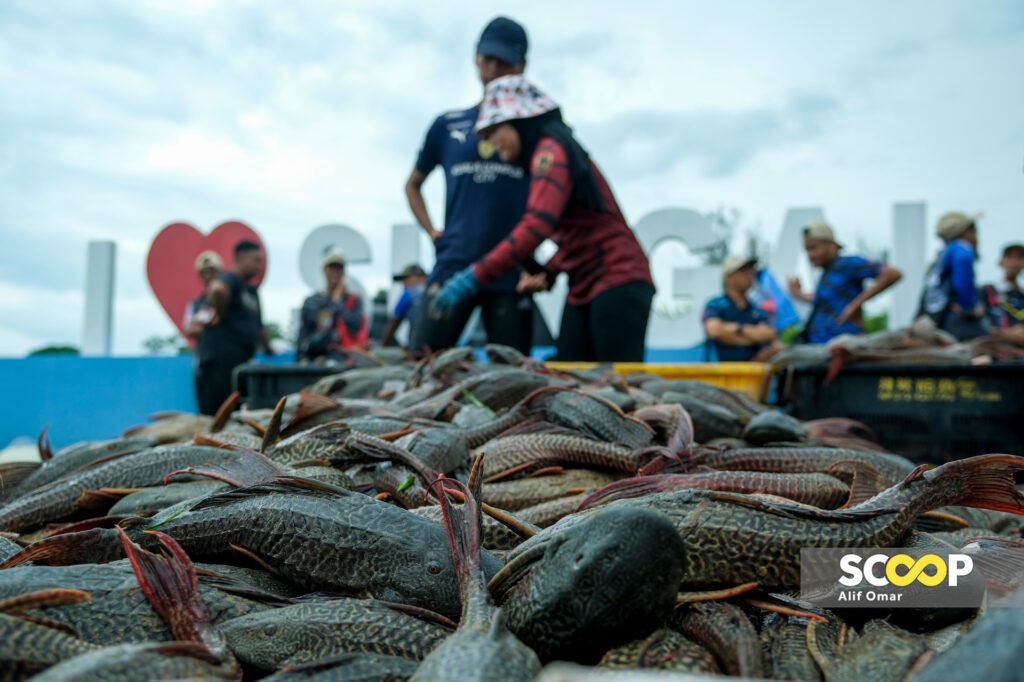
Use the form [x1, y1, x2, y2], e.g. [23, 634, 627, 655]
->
[478, 140, 496, 159]
[449, 129, 467, 143]
[533, 151, 554, 175]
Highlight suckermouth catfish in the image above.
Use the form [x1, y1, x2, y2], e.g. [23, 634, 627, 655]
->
[0, 446, 267, 532]
[538, 454, 1024, 590]
[10, 476, 503, 621]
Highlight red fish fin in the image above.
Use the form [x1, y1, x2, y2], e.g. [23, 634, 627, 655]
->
[378, 601, 457, 629]
[229, 543, 283, 577]
[433, 477, 482, 584]
[75, 488, 128, 510]
[286, 393, 340, 429]
[210, 391, 240, 433]
[0, 528, 124, 569]
[931, 454, 1024, 514]
[483, 460, 540, 484]
[241, 419, 266, 436]
[577, 476, 672, 511]
[0, 588, 91, 614]
[526, 466, 564, 478]
[829, 460, 887, 508]
[742, 595, 827, 622]
[121, 529, 227, 662]
[37, 425, 53, 461]
[192, 434, 229, 447]
[480, 501, 538, 540]
[676, 582, 759, 605]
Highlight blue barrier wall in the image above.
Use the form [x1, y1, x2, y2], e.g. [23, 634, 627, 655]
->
[0, 356, 199, 450]
[0, 345, 706, 450]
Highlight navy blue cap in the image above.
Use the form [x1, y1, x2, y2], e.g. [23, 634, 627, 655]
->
[476, 17, 528, 65]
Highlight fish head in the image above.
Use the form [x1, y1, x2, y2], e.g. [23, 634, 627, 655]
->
[220, 606, 319, 670]
[492, 506, 687, 662]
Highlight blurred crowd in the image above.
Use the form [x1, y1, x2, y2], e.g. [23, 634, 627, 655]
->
[181, 16, 1023, 415]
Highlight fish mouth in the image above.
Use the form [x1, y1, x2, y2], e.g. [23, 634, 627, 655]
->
[488, 535, 564, 602]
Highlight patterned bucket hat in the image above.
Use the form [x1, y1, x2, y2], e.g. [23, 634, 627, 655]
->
[474, 74, 558, 134]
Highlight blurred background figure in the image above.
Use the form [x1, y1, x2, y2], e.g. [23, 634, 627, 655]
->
[789, 221, 901, 344]
[433, 74, 654, 362]
[184, 250, 222, 344]
[703, 257, 776, 361]
[380, 264, 426, 347]
[919, 211, 985, 341]
[982, 242, 1024, 345]
[405, 16, 534, 355]
[196, 240, 270, 415]
[297, 248, 369, 363]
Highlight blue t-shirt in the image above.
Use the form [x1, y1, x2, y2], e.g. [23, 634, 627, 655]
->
[940, 240, 978, 310]
[415, 106, 529, 293]
[702, 294, 771, 362]
[393, 284, 424, 323]
[806, 255, 883, 344]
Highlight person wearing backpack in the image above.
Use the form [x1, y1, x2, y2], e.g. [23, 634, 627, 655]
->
[918, 211, 987, 341]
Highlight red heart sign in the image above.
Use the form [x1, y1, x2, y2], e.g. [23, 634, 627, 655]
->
[146, 221, 268, 341]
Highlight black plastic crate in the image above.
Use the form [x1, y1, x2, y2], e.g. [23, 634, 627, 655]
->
[233, 364, 340, 409]
[780, 362, 1024, 463]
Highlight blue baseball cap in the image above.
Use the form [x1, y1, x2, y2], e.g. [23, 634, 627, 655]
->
[476, 17, 528, 65]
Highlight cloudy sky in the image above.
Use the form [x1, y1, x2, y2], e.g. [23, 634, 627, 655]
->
[1, 0, 1021, 355]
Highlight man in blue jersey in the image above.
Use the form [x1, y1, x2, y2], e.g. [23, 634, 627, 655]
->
[404, 17, 533, 355]
[789, 221, 902, 344]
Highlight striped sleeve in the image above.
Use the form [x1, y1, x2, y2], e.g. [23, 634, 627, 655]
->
[473, 139, 572, 285]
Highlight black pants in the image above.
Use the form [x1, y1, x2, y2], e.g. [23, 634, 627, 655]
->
[195, 360, 241, 416]
[555, 281, 654, 362]
[409, 286, 533, 354]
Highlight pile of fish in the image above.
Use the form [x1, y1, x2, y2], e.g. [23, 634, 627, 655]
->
[769, 316, 1024, 375]
[1, 343, 1022, 681]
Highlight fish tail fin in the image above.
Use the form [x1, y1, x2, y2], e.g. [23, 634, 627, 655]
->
[0, 528, 124, 569]
[432, 475, 486, 615]
[577, 476, 672, 511]
[120, 529, 232, 664]
[930, 454, 1024, 515]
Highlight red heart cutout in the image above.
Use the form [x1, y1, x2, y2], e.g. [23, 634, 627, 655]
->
[146, 221, 268, 341]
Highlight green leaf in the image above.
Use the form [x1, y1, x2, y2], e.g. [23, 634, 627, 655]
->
[462, 389, 494, 416]
[398, 476, 415, 492]
[144, 502, 193, 531]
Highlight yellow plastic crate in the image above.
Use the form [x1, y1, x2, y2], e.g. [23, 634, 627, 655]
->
[544, 362, 770, 401]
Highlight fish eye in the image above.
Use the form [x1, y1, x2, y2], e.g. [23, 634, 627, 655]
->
[427, 560, 442, 575]
[263, 623, 277, 637]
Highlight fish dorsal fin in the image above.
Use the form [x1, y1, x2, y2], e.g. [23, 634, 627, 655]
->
[37, 425, 53, 461]
[705, 491, 891, 522]
[165, 447, 283, 488]
[260, 397, 287, 453]
[190, 475, 353, 511]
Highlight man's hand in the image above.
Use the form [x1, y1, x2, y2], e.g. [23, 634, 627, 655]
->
[787, 277, 803, 297]
[430, 267, 478, 318]
[330, 279, 347, 301]
[428, 228, 442, 242]
[835, 300, 861, 326]
[517, 271, 549, 294]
